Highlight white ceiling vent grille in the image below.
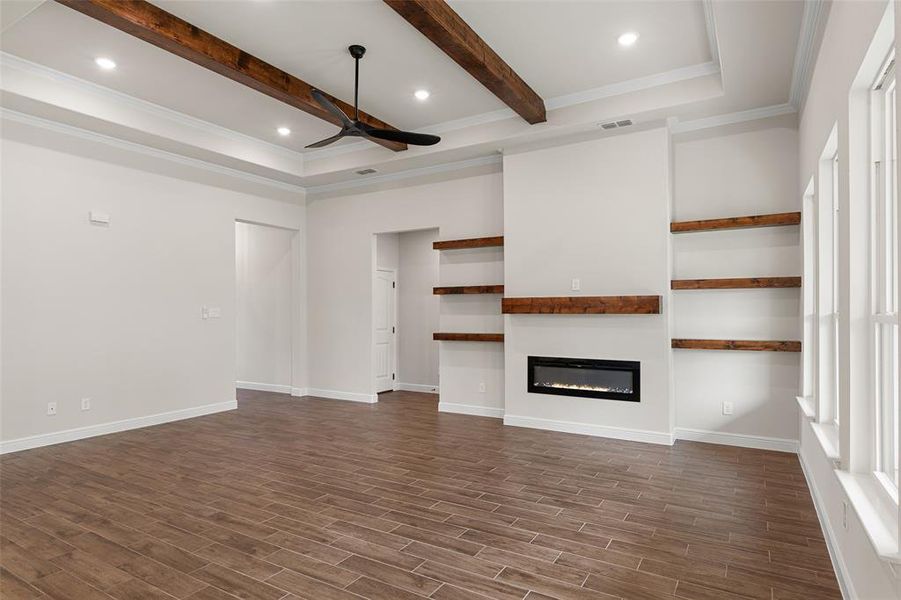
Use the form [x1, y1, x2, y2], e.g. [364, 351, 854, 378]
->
[599, 119, 633, 130]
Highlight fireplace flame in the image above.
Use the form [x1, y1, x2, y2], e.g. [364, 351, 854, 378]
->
[536, 382, 632, 393]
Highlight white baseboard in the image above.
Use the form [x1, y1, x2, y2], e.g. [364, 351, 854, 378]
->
[236, 380, 292, 394]
[798, 449, 855, 600]
[0, 400, 237, 455]
[439, 402, 503, 418]
[503, 414, 674, 446]
[397, 383, 439, 394]
[302, 388, 378, 404]
[674, 427, 799, 453]
[290, 387, 308, 397]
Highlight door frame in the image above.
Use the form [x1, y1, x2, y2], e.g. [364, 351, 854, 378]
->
[234, 219, 301, 395]
[372, 267, 398, 394]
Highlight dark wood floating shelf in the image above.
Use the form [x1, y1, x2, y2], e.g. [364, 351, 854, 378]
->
[433, 236, 504, 250]
[671, 212, 801, 233]
[434, 285, 504, 295]
[502, 295, 661, 315]
[433, 333, 504, 342]
[672, 339, 801, 352]
[671, 277, 801, 290]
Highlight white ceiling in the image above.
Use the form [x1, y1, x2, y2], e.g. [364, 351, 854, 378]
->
[448, 0, 712, 98]
[0, 0, 805, 187]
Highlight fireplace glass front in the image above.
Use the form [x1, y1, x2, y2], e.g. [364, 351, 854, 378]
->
[527, 356, 640, 402]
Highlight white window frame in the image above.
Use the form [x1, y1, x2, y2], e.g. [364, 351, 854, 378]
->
[816, 126, 841, 434]
[870, 56, 899, 502]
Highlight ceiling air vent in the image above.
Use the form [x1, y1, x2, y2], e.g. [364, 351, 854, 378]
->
[598, 119, 634, 130]
[355, 168, 377, 175]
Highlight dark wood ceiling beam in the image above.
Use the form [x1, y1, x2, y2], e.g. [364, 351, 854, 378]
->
[384, 0, 546, 124]
[53, 0, 407, 151]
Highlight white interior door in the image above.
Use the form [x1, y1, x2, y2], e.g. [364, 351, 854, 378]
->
[373, 269, 396, 393]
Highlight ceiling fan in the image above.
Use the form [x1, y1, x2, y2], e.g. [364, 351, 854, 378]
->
[306, 45, 441, 149]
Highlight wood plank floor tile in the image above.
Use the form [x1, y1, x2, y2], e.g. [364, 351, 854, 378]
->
[0, 566, 46, 600]
[265, 548, 359, 587]
[191, 563, 284, 600]
[0, 390, 840, 600]
[31, 570, 113, 600]
[338, 554, 441, 595]
[265, 567, 363, 600]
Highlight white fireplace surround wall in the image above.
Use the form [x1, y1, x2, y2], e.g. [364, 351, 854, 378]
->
[502, 127, 675, 443]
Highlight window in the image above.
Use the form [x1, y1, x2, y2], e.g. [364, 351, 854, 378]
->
[832, 153, 841, 427]
[871, 58, 899, 496]
[802, 182, 818, 405]
[816, 127, 840, 430]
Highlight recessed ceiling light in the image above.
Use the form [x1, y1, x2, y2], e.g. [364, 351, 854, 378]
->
[277, 127, 291, 136]
[94, 57, 117, 70]
[617, 32, 639, 47]
[414, 89, 430, 101]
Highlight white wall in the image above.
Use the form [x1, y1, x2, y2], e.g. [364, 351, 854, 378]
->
[375, 232, 399, 270]
[306, 167, 503, 408]
[502, 128, 674, 442]
[235, 221, 295, 391]
[672, 116, 801, 445]
[397, 229, 439, 390]
[797, 1, 900, 598]
[0, 117, 306, 450]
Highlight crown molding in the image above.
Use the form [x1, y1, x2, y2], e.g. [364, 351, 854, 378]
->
[1, 0, 46, 33]
[701, 0, 721, 68]
[669, 102, 796, 134]
[306, 154, 501, 196]
[0, 52, 307, 164]
[1, 108, 306, 193]
[305, 61, 721, 163]
[544, 61, 719, 111]
[789, 0, 829, 110]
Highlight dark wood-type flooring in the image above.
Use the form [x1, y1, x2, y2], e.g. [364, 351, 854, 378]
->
[1, 390, 840, 600]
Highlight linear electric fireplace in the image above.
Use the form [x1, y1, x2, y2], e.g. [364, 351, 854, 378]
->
[528, 356, 640, 402]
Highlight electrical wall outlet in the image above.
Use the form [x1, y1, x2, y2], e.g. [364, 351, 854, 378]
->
[571, 278, 581, 291]
[722, 401, 734, 416]
[478, 382, 486, 393]
[81, 398, 91, 411]
[47, 402, 57, 416]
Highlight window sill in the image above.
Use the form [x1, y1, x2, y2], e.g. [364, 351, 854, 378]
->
[796, 395, 815, 419]
[835, 470, 901, 572]
[811, 421, 840, 465]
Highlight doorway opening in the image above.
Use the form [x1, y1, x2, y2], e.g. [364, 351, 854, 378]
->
[235, 221, 297, 395]
[373, 229, 440, 396]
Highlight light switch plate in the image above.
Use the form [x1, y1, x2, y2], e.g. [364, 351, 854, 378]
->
[208, 307, 222, 318]
[722, 401, 734, 415]
[81, 398, 91, 411]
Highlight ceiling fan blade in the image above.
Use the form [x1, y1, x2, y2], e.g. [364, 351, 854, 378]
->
[364, 127, 441, 146]
[305, 131, 348, 148]
[311, 89, 353, 127]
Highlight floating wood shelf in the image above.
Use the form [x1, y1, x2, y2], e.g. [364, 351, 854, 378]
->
[433, 333, 504, 342]
[671, 212, 801, 233]
[672, 339, 801, 352]
[502, 295, 660, 315]
[433, 236, 504, 250]
[671, 277, 801, 290]
[434, 285, 504, 295]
